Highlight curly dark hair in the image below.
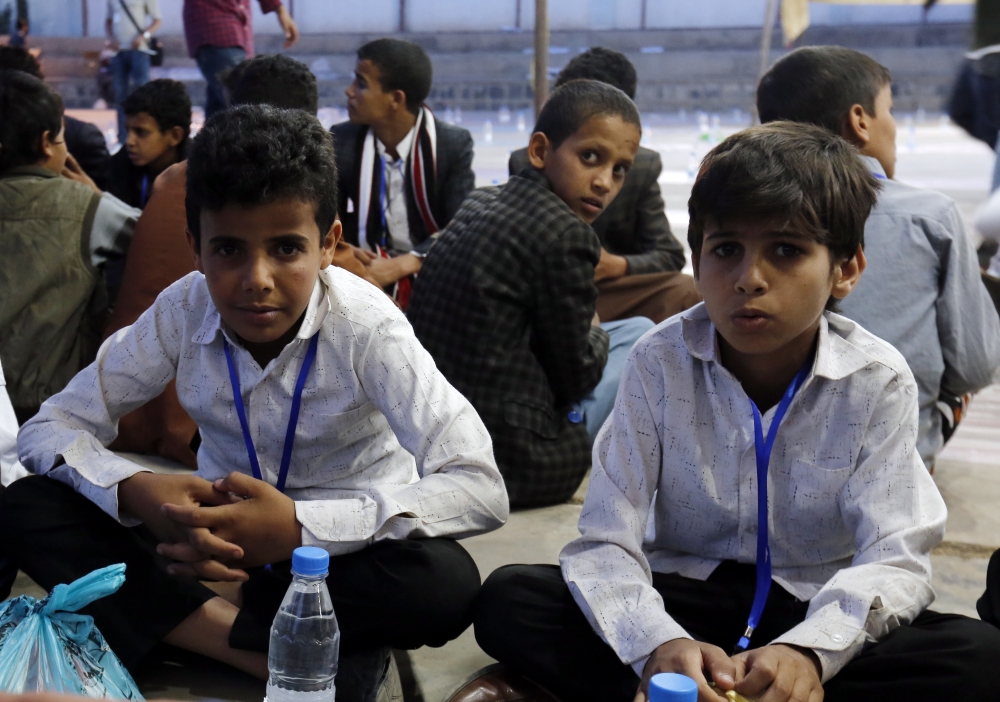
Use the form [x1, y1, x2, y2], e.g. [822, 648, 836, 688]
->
[186, 104, 338, 245]
[687, 122, 881, 310]
[0, 69, 63, 172]
[554, 47, 637, 100]
[533, 79, 640, 150]
[357, 38, 432, 115]
[0, 45, 42, 79]
[226, 54, 319, 114]
[122, 78, 192, 145]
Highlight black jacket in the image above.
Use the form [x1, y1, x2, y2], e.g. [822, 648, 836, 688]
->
[65, 115, 111, 192]
[331, 119, 475, 250]
[509, 145, 685, 273]
[409, 169, 609, 508]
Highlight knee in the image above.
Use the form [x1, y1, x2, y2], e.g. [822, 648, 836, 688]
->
[474, 564, 550, 657]
[0, 475, 49, 533]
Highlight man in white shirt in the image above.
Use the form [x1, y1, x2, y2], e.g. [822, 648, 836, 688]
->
[467, 124, 1000, 702]
[1, 106, 508, 685]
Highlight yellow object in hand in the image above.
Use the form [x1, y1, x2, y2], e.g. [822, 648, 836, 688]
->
[709, 683, 754, 702]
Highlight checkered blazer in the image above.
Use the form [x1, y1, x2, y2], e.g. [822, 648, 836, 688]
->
[509, 146, 685, 274]
[409, 169, 610, 507]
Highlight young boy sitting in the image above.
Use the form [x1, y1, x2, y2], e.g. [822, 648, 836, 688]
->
[1, 105, 508, 694]
[408, 80, 654, 509]
[107, 78, 191, 211]
[469, 123, 1000, 702]
[757, 46, 1000, 470]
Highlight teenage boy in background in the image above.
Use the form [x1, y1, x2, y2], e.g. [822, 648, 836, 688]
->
[332, 38, 475, 301]
[757, 46, 1000, 470]
[470, 123, 1000, 702]
[107, 78, 191, 211]
[0, 70, 138, 426]
[409, 80, 654, 508]
[2, 106, 507, 698]
[510, 48, 699, 324]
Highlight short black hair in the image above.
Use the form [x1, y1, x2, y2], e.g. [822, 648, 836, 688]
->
[227, 54, 319, 114]
[122, 78, 192, 146]
[554, 47, 637, 100]
[534, 79, 641, 150]
[186, 105, 338, 245]
[0, 69, 62, 172]
[356, 38, 432, 115]
[0, 45, 42, 79]
[688, 122, 880, 308]
[757, 46, 892, 137]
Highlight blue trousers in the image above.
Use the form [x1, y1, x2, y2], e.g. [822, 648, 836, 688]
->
[575, 317, 655, 440]
[111, 50, 150, 143]
[195, 46, 247, 119]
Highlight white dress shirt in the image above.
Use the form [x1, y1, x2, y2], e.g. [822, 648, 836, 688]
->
[376, 126, 416, 251]
[18, 267, 509, 554]
[560, 303, 947, 682]
[0, 360, 27, 487]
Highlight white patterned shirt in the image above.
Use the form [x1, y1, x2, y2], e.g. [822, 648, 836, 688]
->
[18, 268, 508, 554]
[560, 303, 947, 682]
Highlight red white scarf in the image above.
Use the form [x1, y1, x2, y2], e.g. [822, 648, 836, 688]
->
[357, 105, 440, 252]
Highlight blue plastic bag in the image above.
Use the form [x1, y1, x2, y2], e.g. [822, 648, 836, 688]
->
[0, 563, 143, 699]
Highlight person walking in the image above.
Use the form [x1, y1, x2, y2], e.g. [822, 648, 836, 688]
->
[106, 0, 161, 144]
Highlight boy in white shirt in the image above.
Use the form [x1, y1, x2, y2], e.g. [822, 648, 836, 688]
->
[1, 105, 508, 686]
[470, 123, 1000, 702]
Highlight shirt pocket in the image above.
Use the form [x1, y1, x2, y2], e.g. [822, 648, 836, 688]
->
[787, 457, 854, 526]
[300, 402, 380, 447]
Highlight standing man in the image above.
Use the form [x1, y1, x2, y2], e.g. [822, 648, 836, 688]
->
[106, 0, 161, 143]
[183, 0, 299, 119]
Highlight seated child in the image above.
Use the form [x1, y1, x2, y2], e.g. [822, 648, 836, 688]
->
[509, 48, 699, 324]
[103, 54, 381, 470]
[757, 46, 1000, 469]
[332, 38, 476, 299]
[107, 78, 191, 211]
[0, 70, 138, 426]
[408, 80, 655, 508]
[470, 123, 1000, 702]
[1, 106, 508, 687]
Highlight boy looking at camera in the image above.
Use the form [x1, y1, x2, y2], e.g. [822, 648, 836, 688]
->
[1, 106, 508, 690]
[471, 123, 1000, 702]
[409, 80, 654, 509]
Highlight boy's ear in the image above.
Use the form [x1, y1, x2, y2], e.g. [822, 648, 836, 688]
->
[527, 131, 550, 170]
[320, 218, 343, 269]
[389, 89, 408, 114]
[843, 104, 871, 148]
[165, 125, 185, 148]
[830, 244, 866, 301]
[185, 227, 205, 273]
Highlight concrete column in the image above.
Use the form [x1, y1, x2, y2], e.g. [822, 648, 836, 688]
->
[534, 0, 548, 118]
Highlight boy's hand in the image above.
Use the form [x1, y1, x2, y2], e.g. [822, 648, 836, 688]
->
[634, 639, 735, 702]
[62, 153, 101, 195]
[159, 472, 302, 571]
[118, 472, 230, 545]
[595, 248, 629, 282]
[369, 254, 422, 287]
[731, 645, 823, 702]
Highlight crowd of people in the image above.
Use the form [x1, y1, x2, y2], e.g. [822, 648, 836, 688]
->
[0, 16, 1000, 702]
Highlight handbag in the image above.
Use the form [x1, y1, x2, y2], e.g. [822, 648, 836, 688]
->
[118, 0, 164, 67]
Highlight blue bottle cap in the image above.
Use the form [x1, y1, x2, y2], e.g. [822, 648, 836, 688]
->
[567, 410, 583, 424]
[649, 673, 698, 702]
[291, 546, 329, 577]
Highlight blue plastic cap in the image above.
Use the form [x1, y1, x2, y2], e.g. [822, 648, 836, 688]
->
[649, 673, 698, 702]
[291, 546, 329, 576]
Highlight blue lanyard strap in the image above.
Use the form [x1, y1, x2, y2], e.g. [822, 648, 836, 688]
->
[140, 174, 149, 206]
[223, 333, 319, 493]
[734, 355, 814, 653]
[379, 155, 388, 249]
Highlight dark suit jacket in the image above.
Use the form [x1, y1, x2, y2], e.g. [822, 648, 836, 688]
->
[331, 119, 475, 250]
[409, 169, 609, 508]
[509, 145, 685, 273]
[65, 115, 110, 192]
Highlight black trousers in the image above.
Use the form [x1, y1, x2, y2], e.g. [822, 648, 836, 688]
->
[0, 476, 481, 670]
[475, 563, 1000, 702]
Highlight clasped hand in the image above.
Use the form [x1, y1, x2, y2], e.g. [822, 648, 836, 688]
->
[634, 639, 823, 702]
[118, 471, 302, 582]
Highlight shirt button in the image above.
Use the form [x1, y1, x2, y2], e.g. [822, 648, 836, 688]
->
[258, 445, 267, 455]
[831, 633, 845, 643]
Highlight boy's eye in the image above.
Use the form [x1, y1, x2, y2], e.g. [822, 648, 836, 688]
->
[581, 150, 599, 164]
[712, 242, 740, 258]
[775, 243, 801, 257]
[214, 244, 238, 256]
[613, 164, 628, 178]
[277, 243, 304, 256]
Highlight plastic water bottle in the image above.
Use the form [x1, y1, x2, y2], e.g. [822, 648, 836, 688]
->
[649, 673, 698, 702]
[265, 547, 340, 702]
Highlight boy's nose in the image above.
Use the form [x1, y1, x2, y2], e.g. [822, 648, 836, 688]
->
[243, 257, 274, 291]
[735, 259, 768, 294]
[592, 168, 613, 194]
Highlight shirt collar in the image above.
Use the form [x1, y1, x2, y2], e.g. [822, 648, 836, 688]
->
[859, 154, 886, 179]
[376, 124, 417, 164]
[191, 275, 329, 346]
[681, 303, 873, 382]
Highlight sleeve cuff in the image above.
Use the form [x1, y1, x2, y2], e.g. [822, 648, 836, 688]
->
[47, 462, 150, 525]
[770, 605, 868, 681]
[296, 497, 379, 556]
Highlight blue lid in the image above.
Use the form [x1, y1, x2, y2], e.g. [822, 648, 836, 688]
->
[649, 673, 698, 702]
[291, 546, 329, 576]
[567, 410, 583, 424]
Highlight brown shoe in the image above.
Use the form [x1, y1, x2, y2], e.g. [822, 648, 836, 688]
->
[444, 664, 561, 702]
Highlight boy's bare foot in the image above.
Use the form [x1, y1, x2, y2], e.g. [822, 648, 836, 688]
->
[202, 580, 243, 607]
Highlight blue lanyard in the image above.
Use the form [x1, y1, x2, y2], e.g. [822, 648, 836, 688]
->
[378, 156, 388, 250]
[223, 333, 319, 493]
[871, 172, 887, 180]
[733, 355, 813, 653]
[140, 174, 149, 206]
